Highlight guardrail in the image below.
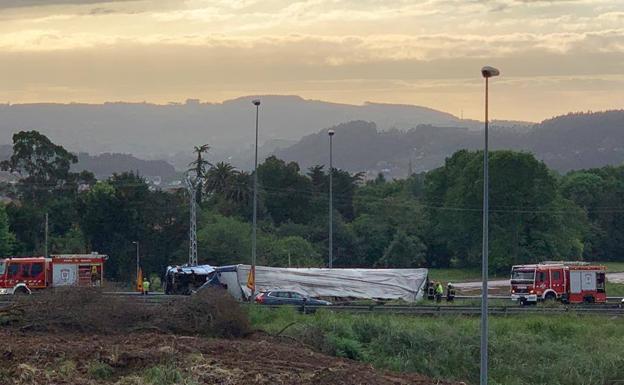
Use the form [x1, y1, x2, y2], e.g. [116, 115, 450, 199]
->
[2, 292, 622, 316]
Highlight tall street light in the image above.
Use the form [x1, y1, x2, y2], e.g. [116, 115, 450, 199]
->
[480, 65, 499, 385]
[132, 241, 140, 289]
[328, 129, 335, 269]
[251, 98, 261, 299]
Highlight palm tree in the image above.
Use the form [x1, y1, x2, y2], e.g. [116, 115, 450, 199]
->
[206, 162, 236, 196]
[226, 171, 252, 205]
[188, 144, 211, 203]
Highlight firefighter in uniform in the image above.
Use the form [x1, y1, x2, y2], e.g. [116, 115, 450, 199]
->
[435, 281, 444, 303]
[426, 280, 435, 300]
[446, 282, 456, 302]
[142, 278, 150, 295]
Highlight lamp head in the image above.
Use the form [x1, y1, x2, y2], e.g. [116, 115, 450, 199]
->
[481, 66, 500, 78]
[328, 129, 335, 137]
[252, 99, 261, 106]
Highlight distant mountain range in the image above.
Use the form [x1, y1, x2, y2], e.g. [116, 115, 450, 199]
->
[73, 153, 178, 181]
[274, 110, 624, 177]
[0, 96, 531, 170]
[0, 146, 178, 182]
[1, 97, 621, 178]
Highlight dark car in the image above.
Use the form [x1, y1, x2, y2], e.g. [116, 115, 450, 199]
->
[255, 290, 331, 306]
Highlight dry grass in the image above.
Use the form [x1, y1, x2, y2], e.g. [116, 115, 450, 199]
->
[6, 287, 250, 338]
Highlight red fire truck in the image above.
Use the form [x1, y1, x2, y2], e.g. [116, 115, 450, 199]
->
[0, 253, 106, 295]
[510, 261, 607, 305]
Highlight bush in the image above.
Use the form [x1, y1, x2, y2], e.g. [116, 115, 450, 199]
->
[143, 365, 184, 385]
[87, 361, 114, 380]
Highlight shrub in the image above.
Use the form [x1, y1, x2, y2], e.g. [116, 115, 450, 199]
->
[87, 361, 114, 380]
[143, 365, 184, 385]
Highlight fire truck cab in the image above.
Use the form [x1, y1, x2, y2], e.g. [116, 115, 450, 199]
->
[0, 254, 106, 295]
[511, 262, 607, 305]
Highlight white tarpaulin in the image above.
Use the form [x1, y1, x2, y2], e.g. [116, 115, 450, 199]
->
[233, 265, 428, 302]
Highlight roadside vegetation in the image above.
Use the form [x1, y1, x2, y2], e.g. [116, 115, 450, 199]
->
[250, 307, 624, 385]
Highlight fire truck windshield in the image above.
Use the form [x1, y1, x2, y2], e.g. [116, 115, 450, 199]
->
[0, 261, 5, 275]
[511, 269, 535, 281]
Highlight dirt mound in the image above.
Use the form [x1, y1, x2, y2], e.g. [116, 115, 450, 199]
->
[0, 330, 461, 385]
[1, 288, 250, 338]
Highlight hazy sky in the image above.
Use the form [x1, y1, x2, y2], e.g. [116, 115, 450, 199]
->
[1, 0, 623, 121]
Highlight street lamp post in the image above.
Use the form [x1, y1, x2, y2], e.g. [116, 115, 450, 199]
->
[132, 241, 140, 288]
[328, 129, 335, 269]
[480, 65, 499, 385]
[251, 98, 261, 299]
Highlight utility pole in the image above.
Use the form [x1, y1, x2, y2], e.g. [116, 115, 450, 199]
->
[480, 65, 500, 385]
[44, 213, 48, 257]
[132, 241, 140, 287]
[328, 129, 335, 269]
[251, 99, 261, 299]
[186, 176, 198, 267]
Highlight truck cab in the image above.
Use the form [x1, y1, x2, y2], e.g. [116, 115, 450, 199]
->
[0, 257, 49, 295]
[510, 265, 538, 304]
[511, 262, 607, 305]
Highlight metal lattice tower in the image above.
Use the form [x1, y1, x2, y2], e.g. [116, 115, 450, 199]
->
[186, 175, 198, 266]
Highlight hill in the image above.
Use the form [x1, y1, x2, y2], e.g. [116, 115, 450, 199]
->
[0, 96, 529, 169]
[274, 110, 624, 177]
[73, 152, 178, 181]
[0, 146, 177, 182]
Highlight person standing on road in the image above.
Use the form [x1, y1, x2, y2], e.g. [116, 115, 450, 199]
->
[446, 282, 456, 302]
[435, 282, 444, 303]
[142, 278, 150, 295]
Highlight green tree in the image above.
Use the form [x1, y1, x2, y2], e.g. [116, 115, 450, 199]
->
[262, 235, 321, 267]
[205, 161, 236, 196]
[561, 166, 624, 261]
[257, 156, 313, 224]
[424, 150, 586, 272]
[0, 131, 90, 205]
[197, 211, 251, 266]
[0, 204, 15, 256]
[80, 174, 147, 279]
[377, 230, 426, 268]
[49, 225, 86, 254]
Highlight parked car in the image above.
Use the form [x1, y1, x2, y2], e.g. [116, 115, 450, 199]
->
[255, 290, 331, 306]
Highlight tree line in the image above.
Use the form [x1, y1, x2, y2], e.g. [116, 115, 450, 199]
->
[0, 130, 622, 281]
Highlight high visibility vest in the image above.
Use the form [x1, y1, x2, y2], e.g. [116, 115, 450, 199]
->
[143, 281, 150, 291]
[436, 285, 443, 294]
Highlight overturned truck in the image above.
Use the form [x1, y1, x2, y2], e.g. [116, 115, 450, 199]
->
[163, 265, 219, 295]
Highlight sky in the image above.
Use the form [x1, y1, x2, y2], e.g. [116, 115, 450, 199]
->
[0, 0, 623, 122]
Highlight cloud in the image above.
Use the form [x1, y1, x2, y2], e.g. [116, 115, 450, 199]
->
[0, 0, 621, 121]
[0, 0, 138, 9]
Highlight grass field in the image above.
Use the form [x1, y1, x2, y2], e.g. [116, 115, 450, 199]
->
[607, 282, 624, 297]
[250, 307, 624, 385]
[604, 261, 624, 272]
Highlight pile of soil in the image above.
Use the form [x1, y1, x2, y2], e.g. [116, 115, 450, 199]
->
[0, 330, 462, 385]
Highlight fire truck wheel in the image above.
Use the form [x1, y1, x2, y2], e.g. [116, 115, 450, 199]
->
[14, 287, 30, 295]
[544, 292, 556, 301]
